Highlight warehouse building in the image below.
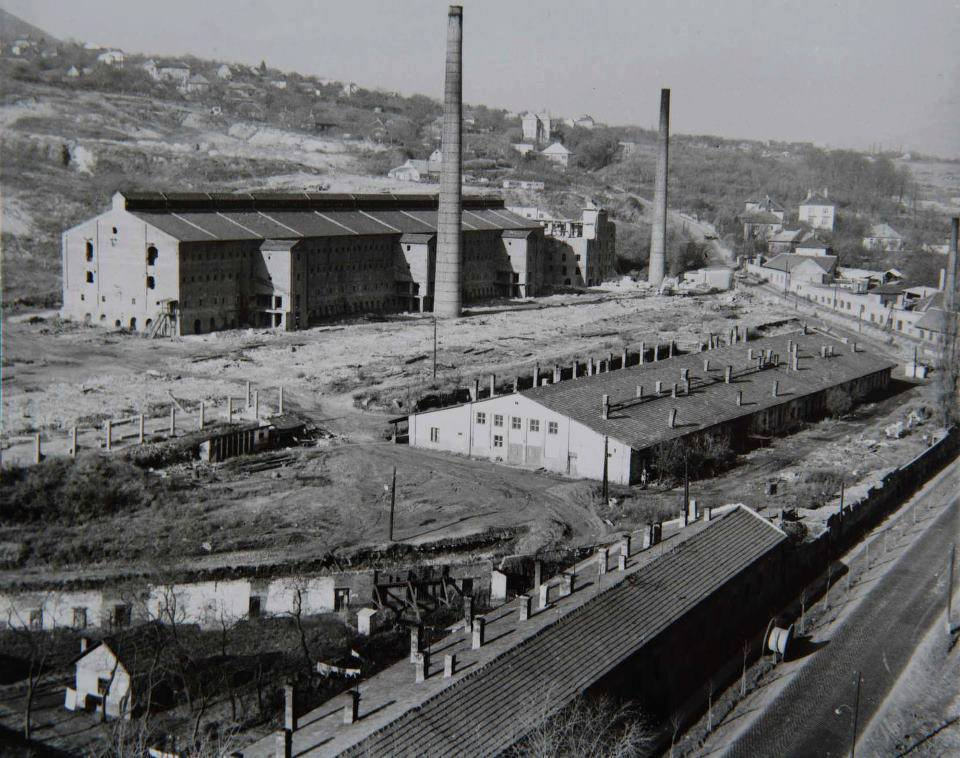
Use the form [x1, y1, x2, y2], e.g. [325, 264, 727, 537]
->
[408, 331, 896, 484]
[61, 191, 554, 334]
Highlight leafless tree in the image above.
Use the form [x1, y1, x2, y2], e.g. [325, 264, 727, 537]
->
[6, 606, 55, 741]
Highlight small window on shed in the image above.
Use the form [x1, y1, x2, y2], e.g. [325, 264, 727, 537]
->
[146, 276, 156, 290]
[86, 271, 94, 283]
[85, 241, 94, 261]
[146, 245, 159, 265]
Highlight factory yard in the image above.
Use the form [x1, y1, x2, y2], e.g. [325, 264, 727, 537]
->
[0, 285, 938, 583]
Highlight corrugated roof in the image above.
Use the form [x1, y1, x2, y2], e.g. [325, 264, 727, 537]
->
[515, 333, 895, 451]
[125, 193, 539, 243]
[287, 507, 786, 757]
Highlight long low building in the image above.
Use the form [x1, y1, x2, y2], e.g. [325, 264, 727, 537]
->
[61, 191, 553, 335]
[408, 331, 896, 484]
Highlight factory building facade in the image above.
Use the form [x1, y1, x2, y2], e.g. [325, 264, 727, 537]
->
[61, 192, 562, 335]
[408, 332, 896, 484]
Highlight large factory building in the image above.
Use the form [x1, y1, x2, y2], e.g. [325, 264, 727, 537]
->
[408, 332, 896, 484]
[61, 191, 554, 334]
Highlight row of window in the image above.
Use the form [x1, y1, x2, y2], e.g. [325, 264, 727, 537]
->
[475, 412, 558, 434]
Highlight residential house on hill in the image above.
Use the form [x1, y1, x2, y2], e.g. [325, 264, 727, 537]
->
[521, 112, 551, 145]
[753, 253, 838, 289]
[863, 223, 905, 252]
[156, 61, 191, 85]
[795, 240, 833, 257]
[216, 63, 232, 80]
[799, 190, 836, 231]
[744, 195, 785, 220]
[388, 159, 430, 182]
[767, 229, 807, 254]
[96, 50, 124, 67]
[741, 211, 783, 242]
[541, 142, 573, 169]
[181, 73, 210, 95]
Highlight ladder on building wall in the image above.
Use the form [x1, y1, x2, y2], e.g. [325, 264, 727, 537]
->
[147, 312, 173, 338]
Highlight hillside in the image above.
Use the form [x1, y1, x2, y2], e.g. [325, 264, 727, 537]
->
[0, 7, 58, 45]
[1, 24, 957, 308]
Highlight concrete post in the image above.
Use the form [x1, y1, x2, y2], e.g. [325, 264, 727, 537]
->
[653, 344, 660, 362]
[572, 361, 579, 379]
[434, 4, 464, 317]
[170, 406, 176, 435]
[621, 347, 628, 368]
[554, 364, 561, 383]
[105, 420, 112, 451]
[668, 408, 677, 427]
[668, 341, 673, 358]
[703, 358, 710, 372]
[471, 616, 485, 649]
[559, 572, 573, 597]
[671, 383, 677, 398]
[471, 379, 479, 401]
[642, 524, 655, 549]
[655, 380, 663, 394]
[33, 434, 41, 464]
[639, 341, 645, 364]
[588, 357, 594, 375]
[246, 380, 251, 407]
[415, 650, 429, 682]
[688, 497, 698, 522]
[254, 390, 260, 420]
[636, 385, 644, 398]
[518, 594, 531, 621]
[538, 583, 549, 609]
[278, 386, 284, 414]
[276, 729, 292, 758]
[70, 427, 77, 458]
[343, 691, 359, 724]
[601, 394, 609, 420]
[227, 396, 234, 422]
[444, 653, 456, 678]
[409, 624, 423, 663]
[618, 554, 627, 571]
[621, 535, 631, 557]
[597, 547, 608, 576]
[284, 684, 297, 731]
[489, 374, 496, 397]
[533, 364, 540, 387]
[138, 414, 145, 444]
[198, 401, 205, 430]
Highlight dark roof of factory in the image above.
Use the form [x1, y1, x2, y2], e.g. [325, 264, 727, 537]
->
[518, 332, 896, 451]
[334, 507, 786, 756]
[762, 254, 837, 273]
[115, 191, 539, 242]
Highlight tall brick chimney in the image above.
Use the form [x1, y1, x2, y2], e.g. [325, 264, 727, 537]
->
[434, 6, 464, 318]
[648, 88, 670, 287]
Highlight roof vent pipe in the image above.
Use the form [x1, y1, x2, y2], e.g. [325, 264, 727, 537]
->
[668, 407, 678, 428]
[489, 374, 496, 397]
[553, 364, 561, 383]
[772, 380, 779, 397]
[736, 389, 743, 406]
[724, 365, 732, 383]
[655, 380, 663, 394]
[636, 385, 644, 398]
[639, 341, 646, 364]
[601, 394, 610, 419]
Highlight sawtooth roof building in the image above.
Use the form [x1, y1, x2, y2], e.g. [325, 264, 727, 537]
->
[409, 331, 895, 485]
[61, 191, 554, 335]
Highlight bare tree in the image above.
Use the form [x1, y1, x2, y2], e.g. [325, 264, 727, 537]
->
[6, 606, 55, 741]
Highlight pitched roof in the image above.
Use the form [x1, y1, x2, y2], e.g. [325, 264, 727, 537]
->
[515, 332, 894, 451]
[769, 229, 805, 243]
[243, 507, 786, 757]
[866, 223, 903, 240]
[79, 622, 174, 677]
[915, 308, 949, 331]
[745, 195, 785, 212]
[741, 212, 782, 225]
[116, 192, 539, 242]
[542, 142, 572, 155]
[763, 254, 837, 273]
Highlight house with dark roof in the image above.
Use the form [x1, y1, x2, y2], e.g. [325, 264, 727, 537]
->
[767, 229, 807, 254]
[799, 190, 836, 231]
[741, 211, 783, 242]
[64, 623, 176, 719]
[61, 191, 552, 333]
[755, 253, 838, 289]
[408, 332, 894, 484]
[744, 195, 785, 220]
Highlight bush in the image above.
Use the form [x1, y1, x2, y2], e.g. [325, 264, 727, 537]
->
[651, 431, 735, 484]
[824, 387, 853, 418]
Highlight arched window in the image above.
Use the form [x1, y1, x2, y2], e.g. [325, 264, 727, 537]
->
[85, 241, 94, 261]
[146, 246, 159, 266]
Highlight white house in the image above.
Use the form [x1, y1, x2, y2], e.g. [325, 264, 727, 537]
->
[541, 142, 573, 169]
[96, 50, 124, 67]
[180, 73, 210, 95]
[216, 64, 232, 80]
[863, 223, 905, 252]
[157, 62, 191, 85]
[521, 112, 551, 144]
[798, 190, 836, 231]
[428, 148, 443, 173]
[387, 160, 429, 182]
[66, 65, 80, 78]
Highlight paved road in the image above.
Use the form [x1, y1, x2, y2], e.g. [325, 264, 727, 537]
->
[725, 474, 959, 758]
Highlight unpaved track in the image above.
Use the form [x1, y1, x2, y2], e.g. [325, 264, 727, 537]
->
[723, 461, 959, 758]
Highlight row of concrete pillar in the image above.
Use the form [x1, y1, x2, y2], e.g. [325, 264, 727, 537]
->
[27, 384, 285, 465]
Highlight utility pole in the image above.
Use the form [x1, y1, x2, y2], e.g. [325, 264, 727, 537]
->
[851, 670, 862, 758]
[602, 436, 609, 503]
[433, 317, 438, 380]
[683, 449, 690, 516]
[948, 544, 956, 634]
[388, 466, 397, 542]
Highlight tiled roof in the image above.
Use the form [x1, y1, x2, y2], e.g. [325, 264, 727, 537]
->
[914, 308, 949, 331]
[517, 332, 895, 451]
[769, 229, 804, 243]
[741, 212, 782, 225]
[866, 223, 903, 240]
[762, 254, 837, 273]
[335, 507, 786, 756]
[120, 192, 539, 242]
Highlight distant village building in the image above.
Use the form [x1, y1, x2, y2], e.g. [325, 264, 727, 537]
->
[427, 148, 443, 174]
[96, 50, 124, 67]
[863, 223, 905, 252]
[798, 190, 836, 231]
[512, 143, 535, 156]
[565, 115, 596, 130]
[502, 179, 546, 191]
[767, 229, 807, 254]
[66, 65, 80, 78]
[741, 212, 783, 242]
[521, 112, 551, 145]
[748, 253, 838, 289]
[342, 82, 359, 96]
[216, 63, 232, 80]
[153, 61, 191, 85]
[794, 240, 833, 257]
[744, 195, 785, 220]
[180, 73, 210, 95]
[618, 141, 639, 157]
[269, 78, 288, 90]
[541, 142, 573, 169]
[387, 159, 429, 182]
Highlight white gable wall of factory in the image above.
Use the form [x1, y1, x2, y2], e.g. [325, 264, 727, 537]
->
[409, 394, 633, 484]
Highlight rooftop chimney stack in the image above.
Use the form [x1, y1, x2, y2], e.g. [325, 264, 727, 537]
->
[648, 88, 670, 287]
[602, 394, 610, 419]
[434, 6, 463, 318]
[668, 407, 678, 427]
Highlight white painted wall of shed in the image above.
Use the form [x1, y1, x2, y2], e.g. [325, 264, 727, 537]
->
[147, 580, 251, 627]
[409, 393, 633, 484]
[265, 576, 335, 616]
[75, 644, 132, 717]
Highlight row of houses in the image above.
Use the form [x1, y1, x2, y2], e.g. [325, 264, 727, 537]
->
[520, 111, 597, 145]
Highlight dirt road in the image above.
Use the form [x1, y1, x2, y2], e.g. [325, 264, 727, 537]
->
[720, 460, 959, 758]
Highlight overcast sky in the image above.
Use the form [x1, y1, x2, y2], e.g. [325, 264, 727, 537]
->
[7, 0, 959, 156]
